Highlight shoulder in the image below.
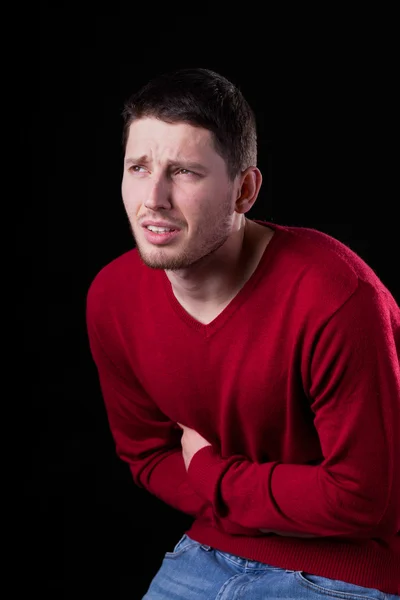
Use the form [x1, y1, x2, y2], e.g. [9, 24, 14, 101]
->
[259, 221, 394, 319]
[86, 248, 142, 317]
[269, 222, 385, 285]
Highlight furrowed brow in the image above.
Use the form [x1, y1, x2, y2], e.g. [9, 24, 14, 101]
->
[169, 160, 208, 172]
[124, 155, 150, 167]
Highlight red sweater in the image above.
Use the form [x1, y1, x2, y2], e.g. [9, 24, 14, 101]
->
[86, 221, 400, 595]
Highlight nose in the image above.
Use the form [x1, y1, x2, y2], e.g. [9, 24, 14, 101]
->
[144, 174, 171, 211]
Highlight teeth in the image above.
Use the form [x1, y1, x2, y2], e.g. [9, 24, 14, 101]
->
[147, 226, 173, 233]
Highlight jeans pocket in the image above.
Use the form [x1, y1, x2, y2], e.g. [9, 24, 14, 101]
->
[294, 571, 384, 599]
[164, 534, 198, 558]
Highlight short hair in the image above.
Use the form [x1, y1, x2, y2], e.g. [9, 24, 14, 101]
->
[122, 68, 257, 180]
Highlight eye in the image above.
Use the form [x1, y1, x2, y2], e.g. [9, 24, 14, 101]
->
[129, 165, 146, 173]
[177, 168, 195, 176]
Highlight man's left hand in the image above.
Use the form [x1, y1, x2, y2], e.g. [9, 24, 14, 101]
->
[177, 423, 212, 470]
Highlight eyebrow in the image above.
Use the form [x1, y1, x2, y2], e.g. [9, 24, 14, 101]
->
[124, 155, 150, 167]
[124, 156, 208, 172]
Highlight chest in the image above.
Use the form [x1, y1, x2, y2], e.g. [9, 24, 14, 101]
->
[127, 311, 319, 463]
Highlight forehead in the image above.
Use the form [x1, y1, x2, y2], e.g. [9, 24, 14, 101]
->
[125, 117, 216, 157]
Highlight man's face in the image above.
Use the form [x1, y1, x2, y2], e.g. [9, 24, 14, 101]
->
[122, 117, 239, 270]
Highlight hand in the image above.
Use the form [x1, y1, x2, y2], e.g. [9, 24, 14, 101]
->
[177, 423, 212, 470]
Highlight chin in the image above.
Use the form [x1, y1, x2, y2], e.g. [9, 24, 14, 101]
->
[135, 244, 183, 270]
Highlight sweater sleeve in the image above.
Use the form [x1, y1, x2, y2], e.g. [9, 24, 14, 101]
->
[187, 281, 400, 538]
[86, 285, 270, 537]
[86, 306, 209, 519]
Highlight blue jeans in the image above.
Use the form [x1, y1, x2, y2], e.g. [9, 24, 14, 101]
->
[142, 534, 398, 599]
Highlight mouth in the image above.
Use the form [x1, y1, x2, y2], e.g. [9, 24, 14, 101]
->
[141, 225, 181, 245]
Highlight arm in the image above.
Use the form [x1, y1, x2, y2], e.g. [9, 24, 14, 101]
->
[88, 324, 267, 535]
[86, 296, 268, 536]
[86, 308, 209, 519]
[186, 281, 400, 538]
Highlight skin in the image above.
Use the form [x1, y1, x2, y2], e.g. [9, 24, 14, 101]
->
[122, 118, 309, 536]
[121, 117, 266, 314]
[177, 423, 211, 471]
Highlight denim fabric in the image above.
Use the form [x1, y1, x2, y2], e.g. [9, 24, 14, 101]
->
[142, 534, 399, 599]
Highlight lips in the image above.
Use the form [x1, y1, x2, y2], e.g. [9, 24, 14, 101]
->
[141, 221, 180, 230]
[142, 227, 181, 244]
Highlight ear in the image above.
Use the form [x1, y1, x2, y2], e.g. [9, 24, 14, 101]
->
[234, 167, 263, 215]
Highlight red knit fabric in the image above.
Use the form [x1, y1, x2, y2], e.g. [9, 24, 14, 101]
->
[87, 222, 400, 594]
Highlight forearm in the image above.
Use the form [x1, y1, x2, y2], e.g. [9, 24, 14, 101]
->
[184, 284, 399, 539]
[187, 448, 396, 538]
[130, 447, 268, 536]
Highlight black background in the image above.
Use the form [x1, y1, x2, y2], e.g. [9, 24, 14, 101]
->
[19, 4, 398, 598]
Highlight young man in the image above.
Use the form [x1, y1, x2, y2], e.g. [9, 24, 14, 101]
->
[86, 68, 399, 598]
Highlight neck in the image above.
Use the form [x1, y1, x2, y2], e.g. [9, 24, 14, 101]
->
[165, 218, 260, 307]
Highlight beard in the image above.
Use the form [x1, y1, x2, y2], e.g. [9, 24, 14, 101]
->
[130, 193, 235, 271]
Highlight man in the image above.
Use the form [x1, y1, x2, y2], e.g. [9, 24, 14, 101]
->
[86, 68, 399, 598]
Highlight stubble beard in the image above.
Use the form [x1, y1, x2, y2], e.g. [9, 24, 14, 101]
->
[131, 194, 235, 271]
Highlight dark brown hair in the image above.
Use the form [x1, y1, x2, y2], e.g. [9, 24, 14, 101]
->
[122, 68, 257, 180]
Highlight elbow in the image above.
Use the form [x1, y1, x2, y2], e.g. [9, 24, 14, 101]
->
[362, 481, 399, 538]
[368, 494, 400, 538]
[346, 512, 398, 539]
[330, 493, 398, 539]
[324, 472, 398, 538]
